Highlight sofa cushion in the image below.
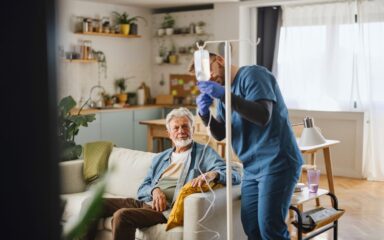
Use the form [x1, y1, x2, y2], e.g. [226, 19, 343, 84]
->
[61, 191, 92, 223]
[83, 141, 113, 183]
[105, 147, 156, 198]
[99, 216, 183, 240]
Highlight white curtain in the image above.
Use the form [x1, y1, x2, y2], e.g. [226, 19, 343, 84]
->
[358, 1, 384, 181]
[275, 0, 384, 180]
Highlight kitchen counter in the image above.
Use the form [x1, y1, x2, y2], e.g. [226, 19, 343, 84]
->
[71, 104, 196, 115]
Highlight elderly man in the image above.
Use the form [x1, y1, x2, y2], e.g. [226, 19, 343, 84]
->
[82, 107, 241, 240]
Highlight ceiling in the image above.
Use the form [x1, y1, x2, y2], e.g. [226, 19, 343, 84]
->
[80, 0, 241, 9]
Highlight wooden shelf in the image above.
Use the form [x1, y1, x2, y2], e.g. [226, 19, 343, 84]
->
[154, 33, 210, 38]
[76, 32, 141, 38]
[156, 33, 211, 38]
[156, 63, 181, 66]
[63, 59, 97, 63]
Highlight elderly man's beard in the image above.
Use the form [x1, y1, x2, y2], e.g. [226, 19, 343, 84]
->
[174, 136, 193, 148]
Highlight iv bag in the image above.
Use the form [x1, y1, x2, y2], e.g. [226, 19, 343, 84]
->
[194, 48, 210, 81]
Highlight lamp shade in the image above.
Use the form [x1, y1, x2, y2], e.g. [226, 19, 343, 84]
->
[298, 117, 327, 147]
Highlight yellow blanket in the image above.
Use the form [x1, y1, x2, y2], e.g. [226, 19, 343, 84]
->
[83, 141, 113, 184]
[165, 181, 223, 231]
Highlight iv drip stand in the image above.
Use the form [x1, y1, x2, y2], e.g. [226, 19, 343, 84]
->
[196, 38, 260, 240]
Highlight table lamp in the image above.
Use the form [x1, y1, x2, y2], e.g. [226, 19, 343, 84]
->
[299, 117, 327, 147]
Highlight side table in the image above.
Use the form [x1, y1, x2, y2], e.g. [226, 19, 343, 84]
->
[290, 187, 345, 240]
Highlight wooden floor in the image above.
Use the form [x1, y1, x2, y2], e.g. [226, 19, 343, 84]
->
[288, 174, 384, 240]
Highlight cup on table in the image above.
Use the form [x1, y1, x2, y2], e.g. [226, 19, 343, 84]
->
[307, 169, 320, 193]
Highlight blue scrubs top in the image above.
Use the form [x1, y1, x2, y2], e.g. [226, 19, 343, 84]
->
[217, 65, 303, 179]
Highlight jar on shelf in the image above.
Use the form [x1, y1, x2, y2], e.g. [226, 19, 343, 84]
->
[80, 40, 92, 60]
[82, 18, 92, 32]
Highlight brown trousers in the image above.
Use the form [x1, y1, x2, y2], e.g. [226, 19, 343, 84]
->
[82, 198, 167, 240]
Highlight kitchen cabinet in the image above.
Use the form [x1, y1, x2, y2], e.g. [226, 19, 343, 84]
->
[100, 111, 134, 148]
[133, 107, 162, 151]
[75, 107, 162, 151]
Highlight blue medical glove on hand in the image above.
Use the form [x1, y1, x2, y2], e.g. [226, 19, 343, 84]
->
[196, 93, 213, 116]
[197, 81, 225, 100]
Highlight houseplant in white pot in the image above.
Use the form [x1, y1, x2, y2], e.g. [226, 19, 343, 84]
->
[162, 13, 175, 35]
[195, 21, 206, 35]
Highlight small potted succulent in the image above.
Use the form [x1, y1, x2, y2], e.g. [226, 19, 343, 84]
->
[112, 11, 133, 35]
[112, 12, 147, 35]
[115, 78, 128, 104]
[162, 13, 175, 35]
[195, 21, 206, 35]
[156, 45, 166, 64]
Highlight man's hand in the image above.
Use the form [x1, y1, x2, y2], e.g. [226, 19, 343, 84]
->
[196, 93, 213, 116]
[191, 171, 218, 187]
[151, 188, 167, 212]
[197, 81, 225, 99]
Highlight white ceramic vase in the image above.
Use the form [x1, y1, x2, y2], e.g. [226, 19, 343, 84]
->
[157, 28, 165, 36]
[165, 28, 174, 35]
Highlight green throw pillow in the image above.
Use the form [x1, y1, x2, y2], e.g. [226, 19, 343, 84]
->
[83, 141, 113, 184]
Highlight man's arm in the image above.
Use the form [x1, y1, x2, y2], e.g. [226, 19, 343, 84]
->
[191, 171, 219, 187]
[137, 159, 157, 202]
[200, 146, 241, 186]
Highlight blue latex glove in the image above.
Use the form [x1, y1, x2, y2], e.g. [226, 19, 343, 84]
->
[197, 81, 225, 100]
[196, 93, 213, 116]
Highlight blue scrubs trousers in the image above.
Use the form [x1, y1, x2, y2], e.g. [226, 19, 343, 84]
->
[241, 167, 300, 240]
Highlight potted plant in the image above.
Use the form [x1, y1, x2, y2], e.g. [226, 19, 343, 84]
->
[92, 50, 107, 81]
[58, 96, 96, 161]
[127, 16, 147, 35]
[168, 43, 178, 64]
[102, 92, 115, 107]
[162, 13, 175, 35]
[195, 21, 206, 35]
[156, 45, 166, 64]
[112, 11, 131, 35]
[115, 78, 128, 104]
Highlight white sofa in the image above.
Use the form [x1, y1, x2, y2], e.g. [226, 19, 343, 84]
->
[60, 147, 247, 240]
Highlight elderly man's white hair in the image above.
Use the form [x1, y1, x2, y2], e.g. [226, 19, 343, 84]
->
[165, 107, 195, 132]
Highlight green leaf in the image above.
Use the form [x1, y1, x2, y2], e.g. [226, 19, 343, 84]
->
[57, 96, 96, 161]
[60, 142, 82, 161]
[58, 96, 76, 115]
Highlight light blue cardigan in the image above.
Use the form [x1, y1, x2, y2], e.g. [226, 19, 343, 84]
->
[137, 142, 241, 204]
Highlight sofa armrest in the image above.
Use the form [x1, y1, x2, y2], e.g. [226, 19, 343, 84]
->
[60, 159, 87, 194]
[183, 185, 246, 240]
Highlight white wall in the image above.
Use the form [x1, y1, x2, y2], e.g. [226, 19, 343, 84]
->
[213, 3, 241, 65]
[57, 0, 152, 105]
[151, 10, 215, 97]
[289, 110, 366, 178]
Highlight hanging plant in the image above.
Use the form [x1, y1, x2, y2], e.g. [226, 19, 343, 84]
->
[92, 50, 107, 81]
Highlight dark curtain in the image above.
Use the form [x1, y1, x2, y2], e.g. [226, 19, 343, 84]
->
[1, 0, 61, 239]
[257, 6, 281, 71]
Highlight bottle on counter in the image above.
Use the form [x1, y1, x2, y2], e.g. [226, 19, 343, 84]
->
[137, 82, 151, 105]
